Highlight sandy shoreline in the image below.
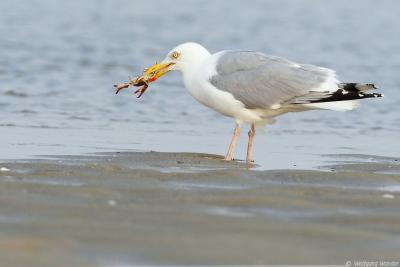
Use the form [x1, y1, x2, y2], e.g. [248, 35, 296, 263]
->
[0, 151, 399, 266]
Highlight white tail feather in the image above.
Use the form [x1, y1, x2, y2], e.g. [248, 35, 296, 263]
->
[302, 100, 358, 111]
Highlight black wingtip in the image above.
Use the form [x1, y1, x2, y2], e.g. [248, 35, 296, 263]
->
[373, 93, 384, 98]
[308, 90, 384, 103]
[340, 83, 378, 92]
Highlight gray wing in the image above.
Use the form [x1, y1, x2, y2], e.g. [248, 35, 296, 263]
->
[209, 51, 338, 109]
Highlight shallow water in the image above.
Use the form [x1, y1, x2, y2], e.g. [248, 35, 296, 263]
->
[1, 0, 399, 169]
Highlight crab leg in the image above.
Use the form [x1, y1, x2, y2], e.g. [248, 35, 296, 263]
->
[134, 84, 149, 98]
[114, 83, 130, 94]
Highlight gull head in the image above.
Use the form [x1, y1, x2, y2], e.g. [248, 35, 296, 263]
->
[142, 42, 211, 83]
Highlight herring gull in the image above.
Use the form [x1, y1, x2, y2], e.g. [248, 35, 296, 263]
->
[117, 42, 383, 164]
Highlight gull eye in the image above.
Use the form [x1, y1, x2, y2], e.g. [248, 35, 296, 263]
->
[171, 51, 180, 59]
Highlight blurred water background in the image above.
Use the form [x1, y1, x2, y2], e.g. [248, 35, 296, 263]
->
[1, 0, 399, 168]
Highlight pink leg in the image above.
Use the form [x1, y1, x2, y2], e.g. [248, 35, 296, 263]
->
[246, 123, 256, 164]
[225, 123, 241, 161]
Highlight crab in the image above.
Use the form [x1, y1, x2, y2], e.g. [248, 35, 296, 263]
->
[114, 60, 175, 98]
[114, 75, 149, 98]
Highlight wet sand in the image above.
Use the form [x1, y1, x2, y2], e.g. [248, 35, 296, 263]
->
[0, 152, 399, 266]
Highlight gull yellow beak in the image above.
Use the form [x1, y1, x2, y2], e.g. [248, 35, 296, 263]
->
[143, 62, 175, 83]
